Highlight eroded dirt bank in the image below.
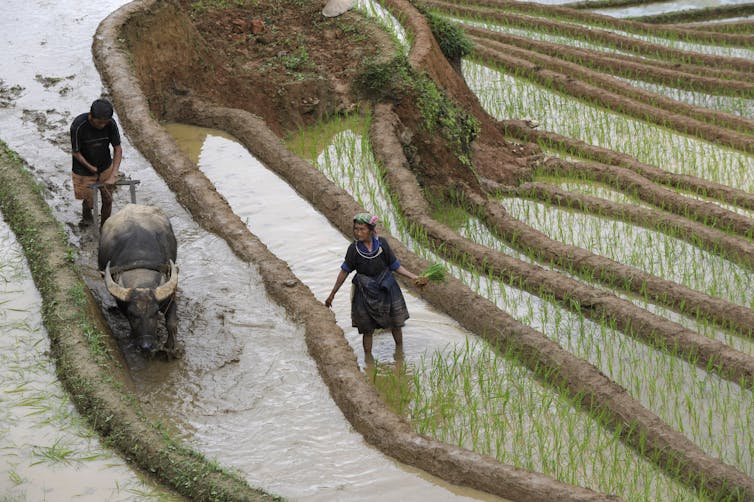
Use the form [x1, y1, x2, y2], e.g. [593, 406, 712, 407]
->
[92, 0, 754, 500]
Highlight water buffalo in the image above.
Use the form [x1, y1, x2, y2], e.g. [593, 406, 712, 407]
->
[98, 204, 178, 355]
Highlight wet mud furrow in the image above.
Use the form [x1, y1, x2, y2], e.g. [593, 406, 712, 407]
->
[430, 0, 754, 46]
[499, 181, 754, 270]
[500, 120, 754, 210]
[464, 25, 754, 96]
[94, 3, 615, 500]
[370, 103, 754, 500]
[468, 41, 754, 153]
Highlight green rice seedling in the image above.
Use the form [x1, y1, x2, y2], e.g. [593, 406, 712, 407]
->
[31, 437, 80, 465]
[419, 263, 447, 282]
[8, 468, 23, 485]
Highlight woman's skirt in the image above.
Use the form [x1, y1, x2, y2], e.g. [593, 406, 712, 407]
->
[351, 270, 409, 334]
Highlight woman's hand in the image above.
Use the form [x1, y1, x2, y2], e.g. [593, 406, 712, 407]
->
[325, 294, 334, 308]
[413, 276, 429, 288]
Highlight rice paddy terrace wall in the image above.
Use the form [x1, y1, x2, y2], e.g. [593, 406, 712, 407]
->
[94, 0, 754, 500]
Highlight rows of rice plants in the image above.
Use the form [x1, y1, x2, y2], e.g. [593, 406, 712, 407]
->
[460, 17, 640, 56]
[446, 0, 754, 483]
[455, 200, 754, 355]
[589, 1, 750, 20]
[286, 118, 714, 498]
[615, 77, 754, 116]
[500, 196, 754, 305]
[287, 0, 754, 497]
[306, 114, 754, 487]
[433, 1, 754, 58]
[537, 167, 754, 222]
[463, 61, 754, 190]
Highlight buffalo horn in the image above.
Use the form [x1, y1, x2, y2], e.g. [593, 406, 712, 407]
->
[105, 261, 131, 302]
[154, 260, 178, 302]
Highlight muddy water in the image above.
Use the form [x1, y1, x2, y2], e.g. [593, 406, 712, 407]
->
[0, 0, 498, 499]
[0, 218, 173, 500]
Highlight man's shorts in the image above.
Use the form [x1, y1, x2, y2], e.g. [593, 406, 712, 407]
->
[72, 165, 113, 206]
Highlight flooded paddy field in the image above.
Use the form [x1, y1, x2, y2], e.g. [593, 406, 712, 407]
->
[3, 0, 754, 499]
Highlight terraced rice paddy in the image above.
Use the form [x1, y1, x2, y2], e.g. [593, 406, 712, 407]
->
[82, 0, 754, 498]
[286, 0, 754, 498]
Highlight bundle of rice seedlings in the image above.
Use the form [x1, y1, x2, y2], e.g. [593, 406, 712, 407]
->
[420, 263, 446, 282]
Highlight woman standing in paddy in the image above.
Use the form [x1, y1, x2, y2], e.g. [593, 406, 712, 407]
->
[325, 213, 428, 356]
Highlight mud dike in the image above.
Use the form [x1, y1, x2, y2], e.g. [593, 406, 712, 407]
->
[57, 0, 754, 499]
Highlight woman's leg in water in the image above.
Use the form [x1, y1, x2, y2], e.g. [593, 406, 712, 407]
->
[391, 327, 403, 347]
[362, 331, 374, 355]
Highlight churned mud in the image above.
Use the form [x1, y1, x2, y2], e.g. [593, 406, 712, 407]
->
[85, 0, 754, 500]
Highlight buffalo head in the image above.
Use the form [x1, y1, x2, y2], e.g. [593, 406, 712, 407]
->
[105, 260, 178, 353]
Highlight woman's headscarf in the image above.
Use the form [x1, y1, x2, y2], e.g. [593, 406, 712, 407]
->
[353, 213, 378, 228]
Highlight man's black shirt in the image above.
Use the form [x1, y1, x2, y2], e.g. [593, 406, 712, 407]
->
[70, 113, 121, 176]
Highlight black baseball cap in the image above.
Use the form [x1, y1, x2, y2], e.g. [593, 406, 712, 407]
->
[90, 99, 114, 119]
